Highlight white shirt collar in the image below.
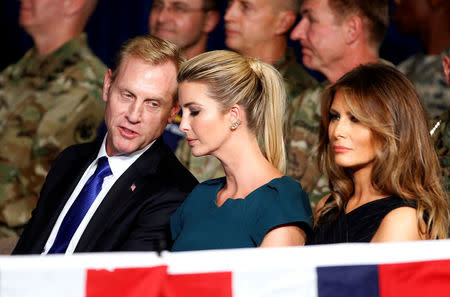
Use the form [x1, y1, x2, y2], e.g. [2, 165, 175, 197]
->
[95, 134, 156, 178]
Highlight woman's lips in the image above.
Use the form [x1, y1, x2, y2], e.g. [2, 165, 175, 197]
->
[333, 145, 352, 153]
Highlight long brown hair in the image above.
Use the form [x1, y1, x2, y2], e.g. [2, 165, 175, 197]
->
[316, 63, 449, 239]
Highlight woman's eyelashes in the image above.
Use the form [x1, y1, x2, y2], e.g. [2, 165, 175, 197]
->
[329, 111, 360, 123]
[190, 109, 200, 116]
[329, 111, 339, 121]
[350, 115, 360, 123]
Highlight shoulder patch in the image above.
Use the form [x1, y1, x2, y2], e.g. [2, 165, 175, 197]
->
[74, 116, 98, 143]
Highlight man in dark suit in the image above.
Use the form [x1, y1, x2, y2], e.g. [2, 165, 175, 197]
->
[12, 35, 198, 254]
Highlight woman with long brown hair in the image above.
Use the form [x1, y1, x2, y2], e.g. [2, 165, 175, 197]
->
[309, 63, 449, 244]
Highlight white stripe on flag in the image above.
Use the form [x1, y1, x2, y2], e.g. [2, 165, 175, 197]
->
[0, 256, 85, 297]
[0, 252, 164, 297]
[234, 267, 317, 297]
[1, 240, 450, 297]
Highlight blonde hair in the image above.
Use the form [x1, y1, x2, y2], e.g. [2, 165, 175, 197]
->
[110, 35, 185, 102]
[112, 34, 185, 83]
[178, 50, 287, 172]
[316, 63, 449, 239]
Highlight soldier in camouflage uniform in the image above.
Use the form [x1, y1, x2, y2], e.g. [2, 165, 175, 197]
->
[0, 0, 105, 239]
[392, 0, 450, 117]
[149, 0, 221, 60]
[176, 0, 318, 183]
[433, 56, 450, 193]
[286, 83, 328, 206]
[433, 110, 450, 193]
[396, 47, 450, 117]
[149, 0, 222, 151]
[287, 0, 390, 207]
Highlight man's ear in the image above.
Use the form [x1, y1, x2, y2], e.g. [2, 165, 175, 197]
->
[343, 15, 362, 44]
[64, 0, 86, 16]
[102, 69, 113, 103]
[168, 101, 181, 124]
[275, 10, 297, 35]
[203, 10, 220, 34]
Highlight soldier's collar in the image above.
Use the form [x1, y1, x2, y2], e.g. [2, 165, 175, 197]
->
[20, 33, 88, 78]
[273, 47, 296, 72]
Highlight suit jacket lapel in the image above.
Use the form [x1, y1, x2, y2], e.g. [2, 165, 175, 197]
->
[74, 138, 167, 252]
[31, 142, 100, 253]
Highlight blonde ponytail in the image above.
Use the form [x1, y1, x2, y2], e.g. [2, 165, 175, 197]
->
[178, 50, 287, 172]
[252, 60, 286, 172]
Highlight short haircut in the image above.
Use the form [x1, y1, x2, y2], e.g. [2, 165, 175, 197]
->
[328, 0, 389, 48]
[274, 0, 301, 14]
[111, 34, 185, 82]
[111, 35, 185, 101]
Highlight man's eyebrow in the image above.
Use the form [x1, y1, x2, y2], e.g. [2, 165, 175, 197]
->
[145, 97, 163, 102]
[242, 1, 254, 8]
[118, 87, 135, 96]
[172, 1, 189, 6]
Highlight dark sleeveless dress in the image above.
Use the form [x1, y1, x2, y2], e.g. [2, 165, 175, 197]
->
[307, 196, 416, 244]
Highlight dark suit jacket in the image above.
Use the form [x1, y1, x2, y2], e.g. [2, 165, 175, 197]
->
[13, 137, 198, 254]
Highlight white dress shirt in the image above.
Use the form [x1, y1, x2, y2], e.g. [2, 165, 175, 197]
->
[42, 135, 155, 255]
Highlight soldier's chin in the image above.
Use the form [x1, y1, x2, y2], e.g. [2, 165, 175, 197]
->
[225, 38, 241, 52]
[154, 29, 176, 40]
[302, 56, 317, 70]
[191, 148, 207, 157]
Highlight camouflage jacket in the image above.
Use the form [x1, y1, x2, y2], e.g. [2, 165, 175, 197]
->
[286, 82, 329, 207]
[398, 45, 450, 117]
[0, 33, 106, 236]
[175, 48, 318, 182]
[274, 47, 318, 103]
[432, 110, 450, 192]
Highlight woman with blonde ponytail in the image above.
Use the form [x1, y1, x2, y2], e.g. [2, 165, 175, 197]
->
[171, 50, 312, 251]
[309, 64, 449, 244]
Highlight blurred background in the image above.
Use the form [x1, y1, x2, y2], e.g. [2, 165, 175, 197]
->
[1, 0, 421, 80]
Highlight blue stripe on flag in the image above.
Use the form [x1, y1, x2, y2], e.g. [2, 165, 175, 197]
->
[317, 265, 379, 297]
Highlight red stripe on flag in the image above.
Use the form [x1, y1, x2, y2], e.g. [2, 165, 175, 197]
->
[379, 259, 450, 297]
[161, 272, 232, 297]
[86, 266, 168, 297]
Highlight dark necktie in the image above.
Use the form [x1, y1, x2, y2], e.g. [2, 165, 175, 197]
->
[48, 156, 112, 254]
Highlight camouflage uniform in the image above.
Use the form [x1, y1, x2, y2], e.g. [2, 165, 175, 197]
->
[286, 82, 329, 207]
[175, 48, 318, 182]
[0, 33, 106, 238]
[398, 46, 450, 117]
[275, 47, 318, 103]
[432, 111, 450, 192]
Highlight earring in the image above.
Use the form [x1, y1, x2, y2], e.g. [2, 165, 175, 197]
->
[231, 119, 241, 130]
